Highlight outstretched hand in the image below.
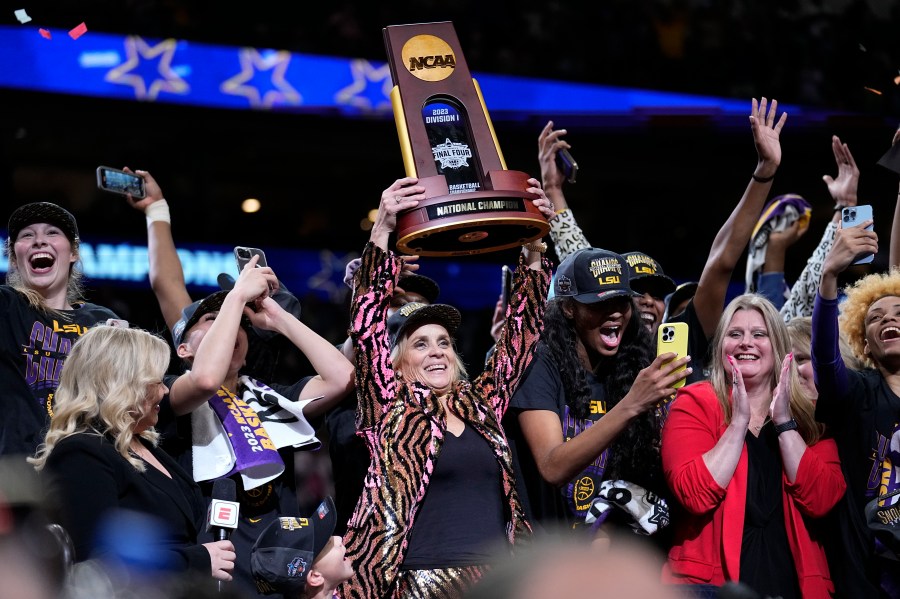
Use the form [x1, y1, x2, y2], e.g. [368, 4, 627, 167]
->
[749, 97, 787, 175]
[537, 120, 570, 191]
[822, 135, 859, 207]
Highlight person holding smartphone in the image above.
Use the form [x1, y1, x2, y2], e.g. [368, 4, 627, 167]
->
[338, 176, 553, 599]
[812, 216, 900, 595]
[124, 168, 355, 597]
[537, 98, 788, 386]
[1, 202, 119, 457]
[505, 247, 690, 543]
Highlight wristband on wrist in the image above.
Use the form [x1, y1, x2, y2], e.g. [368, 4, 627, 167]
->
[523, 240, 547, 254]
[751, 173, 776, 183]
[834, 203, 847, 213]
[774, 419, 798, 436]
[145, 199, 171, 226]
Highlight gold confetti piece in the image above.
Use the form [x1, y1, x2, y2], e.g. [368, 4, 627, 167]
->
[864, 87, 883, 95]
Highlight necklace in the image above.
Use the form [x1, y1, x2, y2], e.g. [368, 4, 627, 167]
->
[749, 418, 770, 434]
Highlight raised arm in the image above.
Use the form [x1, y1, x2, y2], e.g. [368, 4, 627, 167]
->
[537, 121, 591, 261]
[167, 259, 276, 415]
[692, 98, 787, 339]
[888, 129, 900, 267]
[245, 295, 354, 419]
[780, 135, 859, 321]
[125, 169, 193, 331]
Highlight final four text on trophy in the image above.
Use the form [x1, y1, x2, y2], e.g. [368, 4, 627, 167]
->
[383, 22, 549, 256]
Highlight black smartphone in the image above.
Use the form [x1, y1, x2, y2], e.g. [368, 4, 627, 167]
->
[556, 148, 578, 184]
[234, 246, 268, 272]
[96, 166, 146, 199]
[500, 265, 513, 312]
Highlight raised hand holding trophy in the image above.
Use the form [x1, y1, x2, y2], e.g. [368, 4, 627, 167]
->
[383, 22, 549, 256]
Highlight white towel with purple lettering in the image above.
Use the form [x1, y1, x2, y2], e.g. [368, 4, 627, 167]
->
[191, 375, 320, 490]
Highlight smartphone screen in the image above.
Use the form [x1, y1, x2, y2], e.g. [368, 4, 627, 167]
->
[96, 166, 146, 198]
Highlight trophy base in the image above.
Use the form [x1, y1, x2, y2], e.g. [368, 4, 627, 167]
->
[395, 171, 549, 257]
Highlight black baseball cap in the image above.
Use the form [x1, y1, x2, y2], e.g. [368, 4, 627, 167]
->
[171, 290, 251, 347]
[664, 281, 699, 321]
[397, 273, 440, 304]
[386, 302, 461, 347]
[554, 248, 635, 304]
[8, 202, 79, 243]
[622, 252, 676, 299]
[251, 497, 338, 596]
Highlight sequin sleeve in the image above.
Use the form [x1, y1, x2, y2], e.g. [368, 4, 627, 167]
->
[477, 253, 551, 420]
[349, 242, 400, 432]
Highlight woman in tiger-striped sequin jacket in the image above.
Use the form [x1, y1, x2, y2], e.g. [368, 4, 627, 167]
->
[337, 177, 553, 599]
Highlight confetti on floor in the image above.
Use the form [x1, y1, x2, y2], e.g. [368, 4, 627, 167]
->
[39, 28, 51, 39]
[68, 22, 87, 40]
[14, 8, 31, 23]
[864, 87, 883, 96]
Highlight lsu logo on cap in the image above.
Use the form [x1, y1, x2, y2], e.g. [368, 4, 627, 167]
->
[589, 257, 622, 286]
[279, 517, 308, 531]
[556, 275, 573, 295]
[625, 253, 659, 275]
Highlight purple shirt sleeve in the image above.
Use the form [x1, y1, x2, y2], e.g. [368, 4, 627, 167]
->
[811, 292, 851, 423]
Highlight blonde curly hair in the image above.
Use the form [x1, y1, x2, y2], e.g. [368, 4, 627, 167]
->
[838, 267, 900, 368]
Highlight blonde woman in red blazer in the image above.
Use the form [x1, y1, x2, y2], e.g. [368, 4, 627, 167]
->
[662, 294, 845, 598]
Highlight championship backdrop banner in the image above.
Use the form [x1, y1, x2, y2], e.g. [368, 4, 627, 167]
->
[0, 25, 776, 118]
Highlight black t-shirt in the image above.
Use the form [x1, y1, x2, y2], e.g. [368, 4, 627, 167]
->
[0, 286, 118, 456]
[158, 375, 311, 599]
[325, 391, 369, 536]
[740, 425, 799, 599]
[668, 299, 710, 385]
[506, 344, 609, 529]
[815, 367, 900, 596]
[401, 425, 506, 569]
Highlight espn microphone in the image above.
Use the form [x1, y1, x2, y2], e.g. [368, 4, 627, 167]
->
[207, 478, 240, 541]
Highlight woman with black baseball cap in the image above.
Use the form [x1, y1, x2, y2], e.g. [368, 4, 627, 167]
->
[2, 202, 119, 456]
[505, 247, 690, 545]
[338, 176, 553, 599]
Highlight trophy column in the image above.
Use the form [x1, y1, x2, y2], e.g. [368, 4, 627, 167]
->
[384, 23, 549, 256]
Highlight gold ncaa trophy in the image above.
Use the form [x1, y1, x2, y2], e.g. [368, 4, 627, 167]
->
[383, 22, 549, 256]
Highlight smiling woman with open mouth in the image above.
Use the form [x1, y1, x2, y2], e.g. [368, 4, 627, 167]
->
[1, 202, 120, 457]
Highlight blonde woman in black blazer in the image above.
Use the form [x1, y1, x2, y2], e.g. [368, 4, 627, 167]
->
[30, 326, 235, 580]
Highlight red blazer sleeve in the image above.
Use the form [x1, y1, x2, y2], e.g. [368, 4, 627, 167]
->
[783, 437, 846, 518]
[662, 384, 728, 515]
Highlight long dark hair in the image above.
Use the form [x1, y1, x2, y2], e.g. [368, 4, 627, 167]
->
[542, 297, 661, 492]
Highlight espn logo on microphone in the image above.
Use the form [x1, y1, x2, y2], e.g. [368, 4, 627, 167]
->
[208, 499, 240, 529]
